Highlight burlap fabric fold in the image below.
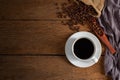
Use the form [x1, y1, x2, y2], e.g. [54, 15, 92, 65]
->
[80, 0, 105, 17]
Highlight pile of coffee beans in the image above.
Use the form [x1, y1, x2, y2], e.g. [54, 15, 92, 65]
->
[55, 0, 98, 32]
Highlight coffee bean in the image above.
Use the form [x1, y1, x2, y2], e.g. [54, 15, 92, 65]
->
[61, 21, 67, 25]
[55, 0, 102, 32]
[54, 3, 58, 6]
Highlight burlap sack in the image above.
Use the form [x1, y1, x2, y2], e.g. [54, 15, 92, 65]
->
[77, 0, 105, 17]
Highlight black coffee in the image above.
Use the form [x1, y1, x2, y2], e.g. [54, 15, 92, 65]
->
[73, 38, 94, 59]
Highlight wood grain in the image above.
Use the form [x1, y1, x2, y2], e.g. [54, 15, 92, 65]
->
[0, 56, 111, 80]
[0, 21, 92, 54]
[0, 0, 67, 20]
[0, 0, 106, 54]
[0, 0, 109, 80]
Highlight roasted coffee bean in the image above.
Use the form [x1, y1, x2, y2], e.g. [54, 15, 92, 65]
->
[97, 28, 103, 36]
[68, 0, 73, 3]
[61, 3, 67, 7]
[55, 0, 102, 32]
[92, 25, 98, 30]
[56, 12, 63, 18]
[61, 21, 67, 25]
[54, 3, 58, 6]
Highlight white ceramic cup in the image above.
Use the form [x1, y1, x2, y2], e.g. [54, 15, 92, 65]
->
[65, 31, 102, 68]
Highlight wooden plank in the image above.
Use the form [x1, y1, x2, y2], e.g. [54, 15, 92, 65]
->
[0, 0, 67, 20]
[0, 56, 111, 80]
[0, 21, 72, 54]
[0, 21, 105, 54]
[0, 21, 93, 54]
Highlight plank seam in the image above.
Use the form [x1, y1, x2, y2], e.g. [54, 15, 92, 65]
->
[0, 54, 105, 56]
[0, 54, 65, 56]
[0, 19, 69, 21]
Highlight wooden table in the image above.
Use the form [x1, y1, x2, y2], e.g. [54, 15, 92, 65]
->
[0, 0, 111, 80]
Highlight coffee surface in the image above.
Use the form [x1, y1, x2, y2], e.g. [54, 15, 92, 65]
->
[74, 38, 94, 59]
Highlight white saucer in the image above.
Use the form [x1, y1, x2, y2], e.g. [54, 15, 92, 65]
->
[65, 31, 102, 68]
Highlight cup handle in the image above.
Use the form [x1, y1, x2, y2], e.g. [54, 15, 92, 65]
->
[92, 56, 98, 63]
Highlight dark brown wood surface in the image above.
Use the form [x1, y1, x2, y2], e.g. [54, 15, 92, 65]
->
[0, 0, 111, 80]
[0, 21, 92, 54]
[0, 0, 65, 20]
[0, 56, 110, 80]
